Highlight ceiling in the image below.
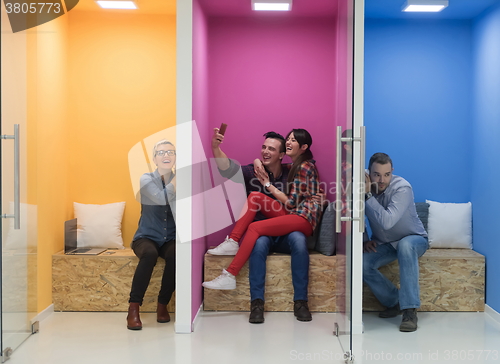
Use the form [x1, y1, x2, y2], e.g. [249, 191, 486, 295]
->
[197, 0, 338, 17]
[71, 0, 175, 14]
[69, 0, 500, 19]
[365, 0, 500, 19]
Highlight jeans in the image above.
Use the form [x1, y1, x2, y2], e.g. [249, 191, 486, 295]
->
[249, 231, 309, 302]
[363, 235, 428, 310]
[129, 238, 176, 305]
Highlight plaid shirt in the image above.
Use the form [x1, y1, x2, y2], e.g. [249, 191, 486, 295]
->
[220, 159, 322, 229]
[286, 160, 322, 231]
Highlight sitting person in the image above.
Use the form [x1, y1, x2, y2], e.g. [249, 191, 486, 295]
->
[249, 232, 311, 322]
[363, 152, 428, 332]
[208, 128, 315, 322]
[202, 129, 322, 302]
[126, 140, 176, 330]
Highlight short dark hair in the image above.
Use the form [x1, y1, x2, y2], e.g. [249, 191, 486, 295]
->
[368, 152, 393, 171]
[263, 131, 286, 153]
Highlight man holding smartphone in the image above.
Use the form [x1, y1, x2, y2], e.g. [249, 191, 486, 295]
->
[208, 127, 314, 323]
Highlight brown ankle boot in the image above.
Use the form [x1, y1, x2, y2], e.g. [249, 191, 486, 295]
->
[127, 302, 142, 330]
[157, 302, 171, 323]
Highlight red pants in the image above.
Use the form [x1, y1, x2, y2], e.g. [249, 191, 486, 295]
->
[227, 192, 313, 276]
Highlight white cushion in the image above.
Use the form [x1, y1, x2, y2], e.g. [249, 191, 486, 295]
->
[426, 200, 472, 249]
[73, 202, 126, 249]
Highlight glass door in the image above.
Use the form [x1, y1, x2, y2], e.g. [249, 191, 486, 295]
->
[1, 4, 38, 361]
[334, 0, 364, 362]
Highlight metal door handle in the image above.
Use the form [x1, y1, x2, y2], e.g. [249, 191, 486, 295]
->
[358, 126, 366, 233]
[336, 126, 366, 233]
[336, 126, 342, 233]
[1, 124, 20, 229]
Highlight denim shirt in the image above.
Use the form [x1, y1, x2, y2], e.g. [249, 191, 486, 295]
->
[133, 170, 176, 247]
[365, 174, 427, 247]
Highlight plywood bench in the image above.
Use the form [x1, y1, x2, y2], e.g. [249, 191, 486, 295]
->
[52, 249, 175, 313]
[363, 249, 485, 312]
[204, 251, 336, 312]
[203, 249, 485, 312]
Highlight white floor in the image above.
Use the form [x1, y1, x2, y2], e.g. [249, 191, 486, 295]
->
[4, 310, 500, 364]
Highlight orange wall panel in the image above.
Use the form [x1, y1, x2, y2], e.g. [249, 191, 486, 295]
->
[67, 12, 176, 246]
[29, 14, 71, 312]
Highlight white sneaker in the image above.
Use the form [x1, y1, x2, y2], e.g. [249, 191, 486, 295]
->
[207, 236, 239, 255]
[202, 269, 236, 290]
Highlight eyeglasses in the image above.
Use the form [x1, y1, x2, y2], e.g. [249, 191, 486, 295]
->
[156, 150, 176, 157]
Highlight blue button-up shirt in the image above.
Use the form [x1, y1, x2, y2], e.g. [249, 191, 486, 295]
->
[133, 170, 176, 246]
[365, 174, 427, 247]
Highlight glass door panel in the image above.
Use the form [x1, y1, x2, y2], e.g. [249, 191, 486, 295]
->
[335, 0, 363, 362]
[1, 4, 38, 360]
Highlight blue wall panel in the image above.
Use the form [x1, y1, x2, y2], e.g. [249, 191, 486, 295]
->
[364, 19, 473, 203]
[472, 3, 500, 314]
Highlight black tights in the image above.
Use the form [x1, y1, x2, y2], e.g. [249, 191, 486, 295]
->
[129, 238, 175, 305]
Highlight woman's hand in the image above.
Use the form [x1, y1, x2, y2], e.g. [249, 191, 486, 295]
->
[253, 158, 264, 171]
[253, 159, 269, 186]
[254, 165, 270, 187]
[312, 188, 328, 207]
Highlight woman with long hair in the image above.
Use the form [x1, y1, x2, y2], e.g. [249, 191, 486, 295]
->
[202, 129, 322, 291]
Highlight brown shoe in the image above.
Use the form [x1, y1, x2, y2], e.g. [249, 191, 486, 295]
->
[157, 303, 171, 323]
[127, 302, 142, 330]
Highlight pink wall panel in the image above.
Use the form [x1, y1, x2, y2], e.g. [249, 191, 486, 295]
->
[192, 0, 209, 322]
[204, 16, 343, 245]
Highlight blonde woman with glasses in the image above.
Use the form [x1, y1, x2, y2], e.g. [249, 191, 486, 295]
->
[127, 140, 176, 330]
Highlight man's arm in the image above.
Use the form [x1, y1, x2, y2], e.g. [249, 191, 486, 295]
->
[211, 127, 230, 171]
[365, 186, 413, 230]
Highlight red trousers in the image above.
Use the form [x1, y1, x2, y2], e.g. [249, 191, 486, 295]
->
[226, 192, 313, 276]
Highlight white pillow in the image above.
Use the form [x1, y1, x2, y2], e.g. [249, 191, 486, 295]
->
[73, 202, 126, 249]
[426, 200, 472, 249]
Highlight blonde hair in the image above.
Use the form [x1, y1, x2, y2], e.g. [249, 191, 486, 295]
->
[152, 139, 175, 160]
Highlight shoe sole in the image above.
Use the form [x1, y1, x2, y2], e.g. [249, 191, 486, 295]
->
[127, 326, 142, 330]
[202, 285, 236, 290]
[157, 319, 171, 323]
[295, 315, 312, 322]
[399, 326, 417, 332]
[249, 319, 264, 324]
[206, 251, 238, 255]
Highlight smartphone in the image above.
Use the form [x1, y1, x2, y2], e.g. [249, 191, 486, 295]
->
[219, 123, 228, 135]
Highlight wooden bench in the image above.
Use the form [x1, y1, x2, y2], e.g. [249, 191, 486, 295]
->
[204, 251, 336, 312]
[203, 249, 485, 312]
[52, 250, 175, 312]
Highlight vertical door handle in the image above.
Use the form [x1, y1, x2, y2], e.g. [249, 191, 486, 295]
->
[335, 126, 342, 233]
[358, 126, 365, 233]
[1, 124, 21, 229]
[336, 126, 366, 233]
